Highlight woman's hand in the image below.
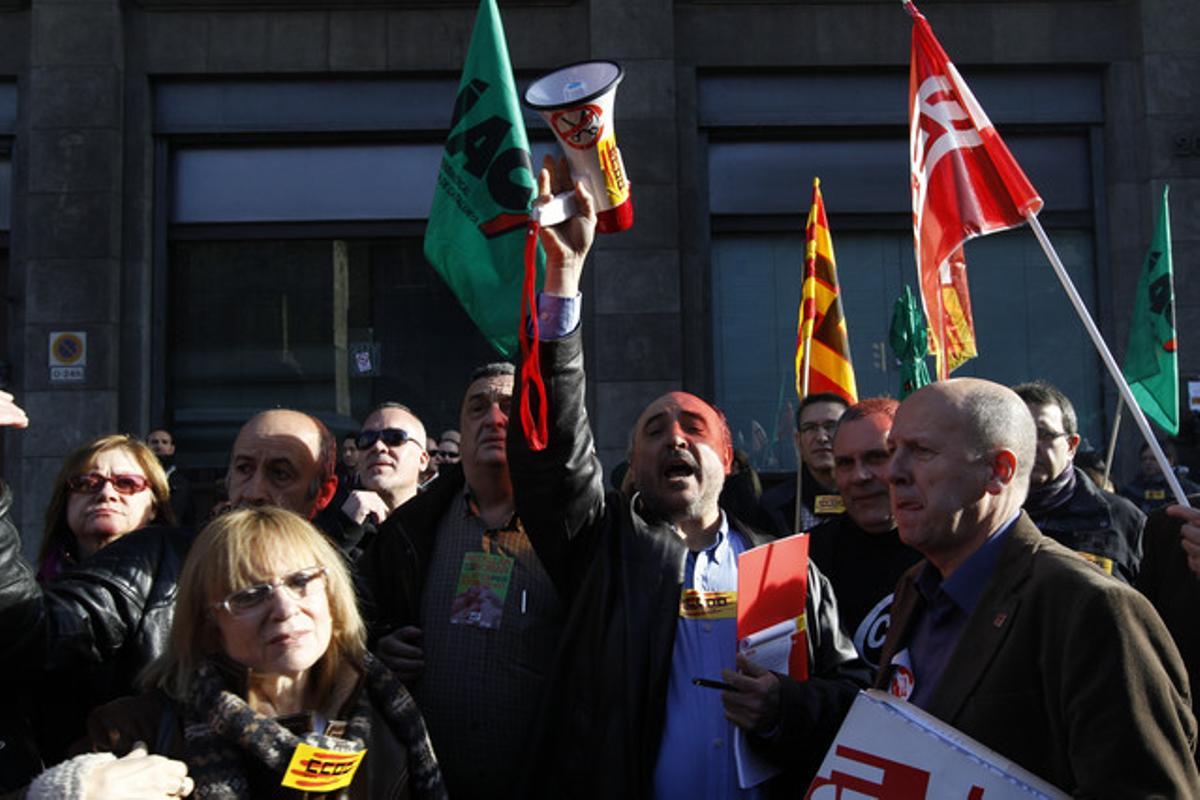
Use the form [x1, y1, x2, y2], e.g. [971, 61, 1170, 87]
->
[83, 745, 194, 799]
[0, 390, 28, 428]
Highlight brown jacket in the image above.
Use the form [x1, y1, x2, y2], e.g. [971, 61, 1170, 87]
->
[79, 685, 413, 800]
[876, 514, 1198, 797]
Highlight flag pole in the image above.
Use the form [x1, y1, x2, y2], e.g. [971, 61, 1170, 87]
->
[1024, 211, 1189, 507]
[1103, 396, 1123, 488]
[795, 340, 811, 535]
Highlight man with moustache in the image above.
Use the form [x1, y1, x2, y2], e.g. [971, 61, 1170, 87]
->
[507, 160, 867, 798]
[807, 398, 920, 669]
[875, 379, 1197, 795]
[359, 365, 564, 800]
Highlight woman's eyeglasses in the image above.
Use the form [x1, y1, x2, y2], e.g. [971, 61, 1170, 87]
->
[213, 566, 328, 617]
[67, 472, 150, 496]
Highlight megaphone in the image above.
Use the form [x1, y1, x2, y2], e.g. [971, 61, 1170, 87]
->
[524, 60, 633, 234]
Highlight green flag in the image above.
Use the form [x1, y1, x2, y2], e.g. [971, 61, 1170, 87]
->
[1123, 186, 1178, 434]
[424, 0, 542, 357]
[889, 284, 932, 399]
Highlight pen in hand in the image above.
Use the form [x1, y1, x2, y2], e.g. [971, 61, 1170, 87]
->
[692, 677, 737, 691]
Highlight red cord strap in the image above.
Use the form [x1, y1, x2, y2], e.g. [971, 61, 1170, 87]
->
[518, 221, 548, 451]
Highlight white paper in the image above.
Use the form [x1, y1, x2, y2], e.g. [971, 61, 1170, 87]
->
[733, 617, 803, 788]
[806, 691, 1069, 799]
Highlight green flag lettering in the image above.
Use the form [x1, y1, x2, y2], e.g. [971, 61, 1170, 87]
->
[424, 0, 542, 357]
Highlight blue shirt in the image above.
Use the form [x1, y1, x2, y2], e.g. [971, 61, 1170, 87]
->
[536, 292, 580, 339]
[908, 513, 1018, 709]
[652, 515, 763, 800]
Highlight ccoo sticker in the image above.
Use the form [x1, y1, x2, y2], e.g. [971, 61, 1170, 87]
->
[281, 743, 366, 792]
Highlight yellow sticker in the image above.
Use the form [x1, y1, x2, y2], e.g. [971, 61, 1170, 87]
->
[814, 494, 845, 514]
[1146, 489, 1166, 501]
[281, 743, 366, 792]
[596, 134, 630, 206]
[1076, 551, 1114, 575]
[680, 589, 737, 620]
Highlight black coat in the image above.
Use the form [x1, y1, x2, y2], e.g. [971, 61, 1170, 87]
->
[357, 463, 465, 640]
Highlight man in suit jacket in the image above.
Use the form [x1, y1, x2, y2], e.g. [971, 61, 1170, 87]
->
[874, 378, 1197, 796]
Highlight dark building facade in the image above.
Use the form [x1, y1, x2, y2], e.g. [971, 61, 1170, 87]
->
[0, 0, 1196, 557]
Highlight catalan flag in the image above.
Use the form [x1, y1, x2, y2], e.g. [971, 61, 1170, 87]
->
[796, 178, 857, 404]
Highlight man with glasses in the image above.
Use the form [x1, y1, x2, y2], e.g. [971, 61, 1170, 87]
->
[359, 364, 564, 800]
[1013, 380, 1144, 584]
[760, 392, 849, 534]
[319, 403, 429, 559]
[353, 402, 429, 518]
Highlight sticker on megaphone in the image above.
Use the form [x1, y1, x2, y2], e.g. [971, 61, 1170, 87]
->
[525, 60, 633, 233]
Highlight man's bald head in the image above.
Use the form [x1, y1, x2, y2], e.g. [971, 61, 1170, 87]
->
[948, 379, 1037, 497]
[887, 379, 1036, 576]
[226, 409, 338, 518]
[628, 391, 733, 535]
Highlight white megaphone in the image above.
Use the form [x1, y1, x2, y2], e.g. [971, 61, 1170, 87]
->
[524, 60, 633, 234]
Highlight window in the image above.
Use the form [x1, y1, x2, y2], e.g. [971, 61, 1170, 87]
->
[169, 236, 498, 467]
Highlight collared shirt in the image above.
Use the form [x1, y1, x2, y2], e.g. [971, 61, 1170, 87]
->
[652, 513, 763, 800]
[415, 491, 564, 797]
[536, 292, 580, 339]
[907, 513, 1018, 709]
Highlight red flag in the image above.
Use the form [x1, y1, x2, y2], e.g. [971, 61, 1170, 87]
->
[907, 1, 1043, 379]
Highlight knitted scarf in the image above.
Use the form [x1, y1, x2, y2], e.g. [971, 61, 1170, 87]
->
[183, 653, 446, 799]
[1025, 465, 1077, 519]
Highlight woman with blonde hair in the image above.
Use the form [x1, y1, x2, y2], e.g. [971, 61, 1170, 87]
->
[38, 434, 174, 582]
[76, 506, 445, 799]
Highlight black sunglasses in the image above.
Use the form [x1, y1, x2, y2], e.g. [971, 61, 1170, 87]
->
[356, 428, 423, 451]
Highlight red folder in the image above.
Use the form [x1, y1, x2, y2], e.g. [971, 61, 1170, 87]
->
[737, 533, 810, 680]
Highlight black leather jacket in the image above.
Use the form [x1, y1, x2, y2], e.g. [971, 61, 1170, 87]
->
[0, 485, 44, 789]
[18, 521, 195, 762]
[508, 330, 869, 799]
[357, 463, 465, 640]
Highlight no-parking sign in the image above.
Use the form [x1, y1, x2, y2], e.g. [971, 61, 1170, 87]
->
[49, 331, 86, 382]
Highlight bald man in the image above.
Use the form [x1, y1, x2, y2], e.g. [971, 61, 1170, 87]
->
[505, 159, 868, 798]
[876, 379, 1197, 795]
[0, 405, 341, 765]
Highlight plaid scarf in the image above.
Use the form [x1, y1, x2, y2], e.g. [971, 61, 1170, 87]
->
[183, 653, 446, 799]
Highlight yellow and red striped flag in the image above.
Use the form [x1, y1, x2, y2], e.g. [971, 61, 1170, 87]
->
[796, 178, 857, 403]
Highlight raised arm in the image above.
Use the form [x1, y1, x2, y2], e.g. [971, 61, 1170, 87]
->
[507, 157, 604, 602]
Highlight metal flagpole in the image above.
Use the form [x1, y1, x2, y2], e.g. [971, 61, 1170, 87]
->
[795, 337, 812, 535]
[1025, 211, 1189, 507]
[1103, 396, 1123, 489]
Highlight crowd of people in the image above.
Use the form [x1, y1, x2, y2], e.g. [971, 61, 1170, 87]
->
[0, 160, 1197, 798]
